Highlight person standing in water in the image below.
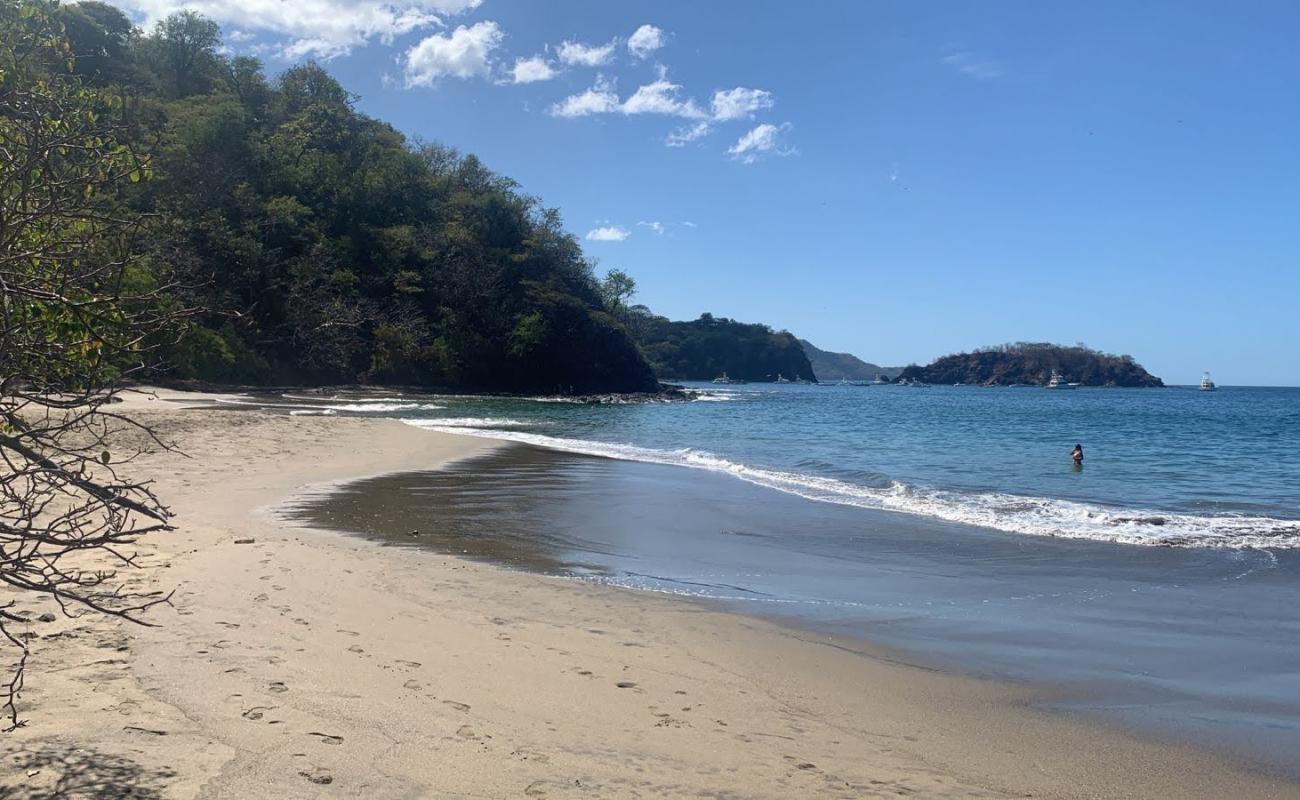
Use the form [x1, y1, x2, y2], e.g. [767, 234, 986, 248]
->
[1071, 444, 1084, 465]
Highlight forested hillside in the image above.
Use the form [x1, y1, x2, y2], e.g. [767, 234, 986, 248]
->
[626, 310, 816, 382]
[797, 340, 900, 382]
[897, 343, 1164, 387]
[40, 2, 658, 394]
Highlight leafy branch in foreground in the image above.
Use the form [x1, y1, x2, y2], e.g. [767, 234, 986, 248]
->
[0, 0, 185, 730]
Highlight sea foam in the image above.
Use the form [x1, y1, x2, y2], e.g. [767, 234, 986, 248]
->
[402, 420, 1300, 550]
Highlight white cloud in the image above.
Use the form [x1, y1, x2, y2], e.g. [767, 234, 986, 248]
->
[586, 225, 631, 242]
[403, 21, 502, 87]
[666, 121, 712, 147]
[637, 221, 665, 235]
[550, 76, 708, 120]
[941, 52, 1003, 80]
[627, 24, 665, 59]
[682, 221, 697, 228]
[512, 55, 556, 84]
[727, 123, 796, 164]
[711, 87, 774, 121]
[622, 79, 707, 118]
[557, 39, 617, 67]
[549, 75, 621, 117]
[118, 0, 482, 59]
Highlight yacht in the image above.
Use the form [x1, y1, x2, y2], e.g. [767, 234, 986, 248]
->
[712, 372, 745, 385]
[1200, 372, 1216, 391]
[1046, 371, 1078, 390]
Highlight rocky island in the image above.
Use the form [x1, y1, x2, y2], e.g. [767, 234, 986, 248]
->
[896, 343, 1164, 387]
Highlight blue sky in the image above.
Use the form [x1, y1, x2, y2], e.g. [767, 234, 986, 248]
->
[122, 1, 1299, 385]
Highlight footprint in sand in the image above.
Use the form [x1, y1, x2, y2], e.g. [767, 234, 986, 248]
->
[253, 594, 269, 603]
[242, 706, 272, 721]
[337, 629, 360, 637]
[308, 732, 344, 746]
[442, 700, 471, 712]
[299, 770, 333, 785]
[215, 621, 241, 629]
[616, 681, 638, 689]
[403, 679, 422, 691]
[292, 618, 309, 626]
[347, 645, 365, 654]
[394, 659, 421, 669]
[268, 682, 289, 694]
[455, 724, 479, 740]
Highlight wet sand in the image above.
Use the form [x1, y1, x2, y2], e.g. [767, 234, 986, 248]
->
[2, 389, 1296, 798]
[293, 445, 1300, 778]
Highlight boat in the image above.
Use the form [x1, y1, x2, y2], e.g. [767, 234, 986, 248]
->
[712, 372, 746, 385]
[872, 374, 890, 385]
[1046, 371, 1079, 390]
[775, 374, 793, 384]
[1200, 372, 1216, 391]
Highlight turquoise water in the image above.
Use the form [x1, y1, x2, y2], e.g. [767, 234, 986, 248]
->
[273, 383, 1300, 548]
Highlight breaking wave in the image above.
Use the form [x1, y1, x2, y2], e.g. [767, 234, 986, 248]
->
[403, 421, 1300, 550]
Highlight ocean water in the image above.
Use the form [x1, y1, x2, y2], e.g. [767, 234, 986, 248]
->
[262, 383, 1300, 773]
[265, 383, 1300, 549]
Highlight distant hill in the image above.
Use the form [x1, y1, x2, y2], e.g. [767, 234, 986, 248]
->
[628, 311, 817, 383]
[798, 340, 902, 382]
[897, 343, 1164, 387]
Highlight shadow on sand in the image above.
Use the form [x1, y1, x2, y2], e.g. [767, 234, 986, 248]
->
[1, 741, 176, 799]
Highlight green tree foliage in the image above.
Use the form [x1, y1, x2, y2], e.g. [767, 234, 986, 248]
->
[897, 343, 1164, 387]
[627, 310, 817, 383]
[44, 5, 657, 394]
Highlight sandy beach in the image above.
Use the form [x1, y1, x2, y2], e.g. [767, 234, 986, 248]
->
[2, 389, 1295, 799]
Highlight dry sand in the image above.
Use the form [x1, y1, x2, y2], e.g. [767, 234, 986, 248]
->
[2, 388, 1295, 799]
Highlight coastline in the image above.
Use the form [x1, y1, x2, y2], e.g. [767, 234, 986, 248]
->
[3, 390, 1295, 799]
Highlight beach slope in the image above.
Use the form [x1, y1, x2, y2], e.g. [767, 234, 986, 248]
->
[1, 390, 1292, 799]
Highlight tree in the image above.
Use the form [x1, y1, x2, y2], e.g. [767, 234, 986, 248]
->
[0, 1, 183, 729]
[145, 10, 220, 97]
[599, 268, 637, 312]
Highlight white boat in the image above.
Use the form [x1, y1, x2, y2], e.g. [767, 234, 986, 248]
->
[712, 372, 746, 385]
[1046, 371, 1078, 390]
[1200, 372, 1216, 391]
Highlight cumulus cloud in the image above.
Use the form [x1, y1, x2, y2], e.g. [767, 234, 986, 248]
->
[118, 0, 482, 59]
[549, 75, 621, 117]
[941, 52, 1003, 80]
[403, 21, 502, 87]
[727, 123, 796, 164]
[627, 24, 665, 59]
[557, 39, 617, 67]
[511, 55, 556, 84]
[622, 79, 707, 118]
[586, 225, 631, 242]
[711, 87, 774, 121]
[665, 121, 712, 147]
[637, 221, 665, 235]
[552, 75, 737, 123]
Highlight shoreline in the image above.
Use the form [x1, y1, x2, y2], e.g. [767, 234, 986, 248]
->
[3, 390, 1295, 798]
